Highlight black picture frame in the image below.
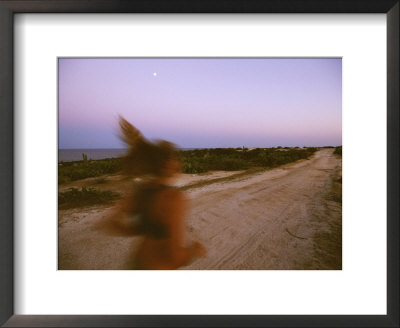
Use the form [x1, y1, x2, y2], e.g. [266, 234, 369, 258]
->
[0, 1, 398, 327]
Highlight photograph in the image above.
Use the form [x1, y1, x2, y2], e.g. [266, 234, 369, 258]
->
[58, 57, 342, 270]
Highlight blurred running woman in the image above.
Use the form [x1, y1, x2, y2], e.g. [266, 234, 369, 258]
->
[97, 116, 206, 269]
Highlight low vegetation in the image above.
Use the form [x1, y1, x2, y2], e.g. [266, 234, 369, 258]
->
[58, 158, 122, 184]
[58, 147, 319, 183]
[333, 146, 342, 156]
[180, 147, 318, 173]
[58, 187, 120, 210]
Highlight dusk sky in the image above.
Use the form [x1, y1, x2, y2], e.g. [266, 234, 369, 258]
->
[59, 58, 341, 149]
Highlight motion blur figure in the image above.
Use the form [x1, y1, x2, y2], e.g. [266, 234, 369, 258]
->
[97, 116, 206, 269]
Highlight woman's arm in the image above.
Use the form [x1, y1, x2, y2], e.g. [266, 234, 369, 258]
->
[94, 191, 140, 237]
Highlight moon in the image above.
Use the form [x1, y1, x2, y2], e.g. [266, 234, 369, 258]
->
[153, 72, 157, 77]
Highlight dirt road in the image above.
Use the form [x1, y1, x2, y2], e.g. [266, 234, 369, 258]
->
[58, 149, 342, 270]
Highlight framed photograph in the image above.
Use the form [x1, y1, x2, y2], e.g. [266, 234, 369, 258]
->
[1, 1, 398, 327]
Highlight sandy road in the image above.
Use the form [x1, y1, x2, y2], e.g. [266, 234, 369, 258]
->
[58, 149, 341, 270]
[182, 148, 342, 270]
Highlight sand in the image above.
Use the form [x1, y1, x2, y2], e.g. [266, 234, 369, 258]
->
[58, 149, 342, 270]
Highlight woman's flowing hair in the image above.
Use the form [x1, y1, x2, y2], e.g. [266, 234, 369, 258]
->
[119, 116, 178, 177]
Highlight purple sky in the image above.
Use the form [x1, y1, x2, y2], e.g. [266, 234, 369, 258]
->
[59, 58, 341, 149]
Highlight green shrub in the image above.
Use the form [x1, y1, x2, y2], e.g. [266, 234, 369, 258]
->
[214, 157, 248, 171]
[333, 146, 342, 156]
[58, 187, 120, 209]
[179, 147, 317, 173]
[58, 158, 123, 184]
[182, 160, 208, 173]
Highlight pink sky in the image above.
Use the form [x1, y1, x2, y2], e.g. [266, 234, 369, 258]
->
[59, 58, 342, 149]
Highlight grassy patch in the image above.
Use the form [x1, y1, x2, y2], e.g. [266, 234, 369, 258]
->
[179, 147, 318, 174]
[58, 158, 122, 184]
[58, 187, 120, 210]
[333, 146, 342, 157]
